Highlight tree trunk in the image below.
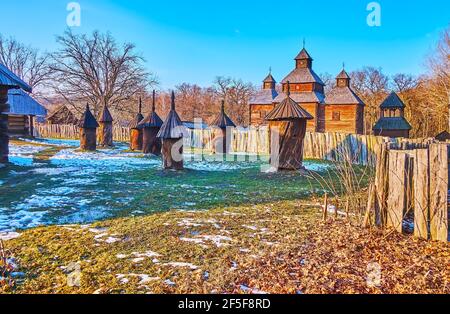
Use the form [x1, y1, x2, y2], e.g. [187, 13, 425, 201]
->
[142, 127, 161, 155]
[130, 128, 143, 151]
[80, 128, 97, 151]
[161, 138, 183, 170]
[0, 87, 9, 164]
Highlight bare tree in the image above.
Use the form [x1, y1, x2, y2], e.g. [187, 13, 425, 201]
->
[0, 34, 52, 96]
[320, 72, 335, 94]
[213, 76, 255, 126]
[49, 30, 158, 116]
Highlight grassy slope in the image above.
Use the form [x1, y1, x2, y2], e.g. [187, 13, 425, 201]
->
[2, 200, 449, 294]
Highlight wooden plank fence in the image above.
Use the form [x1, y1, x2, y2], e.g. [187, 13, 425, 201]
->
[373, 142, 449, 242]
[34, 123, 435, 167]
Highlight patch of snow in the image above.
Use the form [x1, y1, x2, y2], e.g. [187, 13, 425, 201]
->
[240, 285, 268, 294]
[0, 231, 21, 241]
[164, 262, 199, 270]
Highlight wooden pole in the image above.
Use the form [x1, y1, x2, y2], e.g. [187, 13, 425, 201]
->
[364, 183, 375, 227]
[323, 193, 328, 222]
[0, 87, 9, 164]
[387, 151, 408, 233]
[334, 198, 339, 219]
[429, 144, 448, 242]
[374, 142, 389, 227]
[345, 198, 350, 220]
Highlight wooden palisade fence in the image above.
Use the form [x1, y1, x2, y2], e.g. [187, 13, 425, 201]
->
[372, 142, 449, 242]
[33, 123, 431, 166]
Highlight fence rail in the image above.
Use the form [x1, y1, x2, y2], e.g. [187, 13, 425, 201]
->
[33, 123, 433, 166]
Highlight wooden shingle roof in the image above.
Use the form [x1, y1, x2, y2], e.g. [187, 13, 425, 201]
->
[0, 63, 32, 92]
[373, 117, 412, 131]
[295, 48, 313, 60]
[98, 104, 113, 123]
[78, 104, 99, 129]
[128, 98, 144, 129]
[263, 73, 276, 83]
[157, 92, 185, 139]
[281, 67, 324, 85]
[265, 83, 314, 121]
[380, 92, 405, 109]
[138, 91, 163, 128]
[336, 69, 350, 79]
[211, 100, 236, 128]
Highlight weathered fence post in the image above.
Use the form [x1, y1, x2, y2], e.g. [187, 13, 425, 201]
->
[323, 193, 328, 222]
[413, 149, 430, 239]
[429, 144, 448, 242]
[387, 150, 408, 233]
[374, 142, 389, 226]
[364, 183, 376, 227]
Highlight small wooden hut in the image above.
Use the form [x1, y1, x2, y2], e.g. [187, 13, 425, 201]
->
[157, 91, 185, 170]
[98, 103, 114, 147]
[47, 105, 78, 125]
[435, 131, 450, 142]
[78, 104, 99, 151]
[265, 82, 313, 171]
[0, 63, 32, 163]
[210, 100, 236, 154]
[373, 92, 412, 138]
[138, 90, 163, 155]
[129, 99, 144, 151]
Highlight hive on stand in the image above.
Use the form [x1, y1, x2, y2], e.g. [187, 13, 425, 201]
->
[98, 103, 114, 147]
[78, 104, 99, 151]
[210, 100, 236, 154]
[265, 82, 313, 171]
[138, 90, 163, 155]
[157, 91, 185, 170]
[0, 63, 32, 164]
[129, 98, 144, 151]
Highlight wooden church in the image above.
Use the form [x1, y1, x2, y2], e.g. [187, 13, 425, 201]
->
[249, 47, 365, 135]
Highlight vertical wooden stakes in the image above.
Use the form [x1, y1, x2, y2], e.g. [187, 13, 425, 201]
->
[413, 149, 429, 239]
[429, 144, 448, 242]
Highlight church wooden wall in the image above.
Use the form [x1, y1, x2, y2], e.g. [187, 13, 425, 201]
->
[300, 103, 318, 132]
[323, 104, 358, 134]
[250, 104, 275, 126]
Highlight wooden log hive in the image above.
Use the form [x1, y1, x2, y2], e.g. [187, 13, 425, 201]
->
[138, 90, 163, 155]
[98, 103, 114, 147]
[129, 98, 144, 151]
[211, 100, 236, 154]
[157, 91, 185, 170]
[265, 82, 313, 171]
[78, 104, 99, 151]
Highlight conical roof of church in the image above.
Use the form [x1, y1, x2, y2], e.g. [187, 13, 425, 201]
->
[295, 48, 313, 60]
[265, 83, 314, 121]
[380, 92, 405, 109]
[78, 104, 99, 128]
[263, 73, 276, 83]
[157, 92, 185, 139]
[336, 69, 350, 79]
[98, 103, 113, 122]
[211, 101, 236, 128]
[128, 98, 144, 129]
[138, 91, 163, 128]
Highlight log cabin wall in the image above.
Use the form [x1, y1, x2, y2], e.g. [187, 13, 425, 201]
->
[7, 114, 29, 136]
[300, 103, 318, 132]
[374, 129, 410, 138]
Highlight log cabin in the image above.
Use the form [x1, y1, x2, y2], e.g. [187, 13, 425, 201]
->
[6, 89, 47, 137]
[373, 92, 412, 138]
[46, 105, 79, 125]
[249, 47, 365, 135]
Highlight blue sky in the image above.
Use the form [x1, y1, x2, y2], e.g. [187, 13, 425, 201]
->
[1, 0, 449, 89]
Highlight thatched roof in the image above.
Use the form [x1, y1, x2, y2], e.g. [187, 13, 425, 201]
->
[128, 98, 144, 129]
[380, 92, 405, 109]
[78, 104, 99, 129]
[157, 92, 185, 139]
[138, 91, 163, 128]
[373, 117, 412, 131]
[265, 83, 314, 121]
[98, 104, 113, 123]
[211, 100, 236, 128]
[0, 63, 32, 92]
